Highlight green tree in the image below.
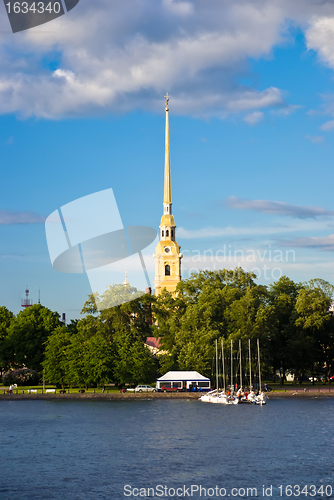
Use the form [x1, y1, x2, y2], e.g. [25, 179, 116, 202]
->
[0, 306, 14, 373]
[52, 315, 114, 389]
[79, 285, 155, 386]
[156, 268, 262, 379]
[295, 279, 334, 383]
[64, 330, 88, 388]
[113, 330, 154, 386]
[102, 293, 155, 386]
[90, 283, 144, 311]
[6, 304, 61, 372]
[257, 276, 301, 384]
[43, 325, 72, 389]
[83, 333, 114, 388]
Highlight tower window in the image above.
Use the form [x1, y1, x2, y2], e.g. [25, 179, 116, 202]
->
[171, 230, 174, 238]
[162, 230, 164, 237]
[167, 207, 168, 212]
[166, 230, 169, 237]
[165, 264, 170, 276]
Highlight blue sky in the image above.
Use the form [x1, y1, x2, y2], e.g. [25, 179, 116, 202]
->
[1, 0, 334, 319]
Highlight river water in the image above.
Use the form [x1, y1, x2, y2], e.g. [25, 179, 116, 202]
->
[0, 397, 333, 500]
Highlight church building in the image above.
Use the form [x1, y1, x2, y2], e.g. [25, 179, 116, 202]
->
[154, 95, 183, 296]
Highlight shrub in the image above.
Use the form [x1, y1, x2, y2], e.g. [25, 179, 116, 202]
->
[3, 368, 40, 386]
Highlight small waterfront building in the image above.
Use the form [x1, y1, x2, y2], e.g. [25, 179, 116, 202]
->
[156, 371, 211, 391]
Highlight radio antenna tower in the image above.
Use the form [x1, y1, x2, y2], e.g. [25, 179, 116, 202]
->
[21, 286, 33, 308]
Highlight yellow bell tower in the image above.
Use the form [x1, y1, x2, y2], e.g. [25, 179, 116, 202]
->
[154, 94, 182, 296]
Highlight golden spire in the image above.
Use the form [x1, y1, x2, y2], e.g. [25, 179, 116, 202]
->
[164, 93, 171, 204]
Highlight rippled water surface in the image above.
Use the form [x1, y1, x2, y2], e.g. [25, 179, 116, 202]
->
[1, 398, 333, 499]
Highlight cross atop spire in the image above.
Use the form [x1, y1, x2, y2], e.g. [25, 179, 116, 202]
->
[164, 94, 171, 204]
[165, 92, 170, 110]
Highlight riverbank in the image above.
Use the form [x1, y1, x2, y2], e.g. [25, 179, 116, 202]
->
[1, 387, 334, 400]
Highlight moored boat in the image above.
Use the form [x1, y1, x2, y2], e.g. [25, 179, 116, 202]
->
[199, 338, 267, 406]
[199, 339, 239, 405]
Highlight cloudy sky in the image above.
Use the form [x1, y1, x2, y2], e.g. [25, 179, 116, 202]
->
[1, 0, 334, 318]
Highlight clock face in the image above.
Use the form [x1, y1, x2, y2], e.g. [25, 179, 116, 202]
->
[164, 247, 170, 253]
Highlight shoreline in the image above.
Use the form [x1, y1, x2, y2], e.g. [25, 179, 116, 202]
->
[1, 387, 334, 401]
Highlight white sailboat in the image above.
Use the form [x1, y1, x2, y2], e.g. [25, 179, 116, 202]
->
[247, 339, 267, 405]
[225, 339, 239, 404]
[199, 340, 238, 404]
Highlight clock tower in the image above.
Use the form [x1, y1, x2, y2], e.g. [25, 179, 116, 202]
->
[154, 95, 182, 296]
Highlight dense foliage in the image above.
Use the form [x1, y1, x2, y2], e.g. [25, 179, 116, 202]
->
[1, 269, 334, 387]
[43, 285, 155, 389]
[153, 269, 334, 384]
[3, 368, 39, 386]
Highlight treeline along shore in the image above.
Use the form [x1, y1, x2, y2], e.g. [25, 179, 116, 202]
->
[1, 387, 334, 401]
[1, 268, 334, 390]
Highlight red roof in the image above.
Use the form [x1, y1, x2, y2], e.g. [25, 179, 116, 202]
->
[145, 337, 162, 349]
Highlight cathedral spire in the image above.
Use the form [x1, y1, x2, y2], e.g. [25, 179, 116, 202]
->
[164, 93, 171, 205]
[154, 94, 182, 296]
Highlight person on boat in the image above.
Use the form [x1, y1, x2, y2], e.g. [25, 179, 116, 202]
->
[244, 390, 248, 400]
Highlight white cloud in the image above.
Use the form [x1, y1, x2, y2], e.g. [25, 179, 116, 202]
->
[304, 135, 324, 143]
[0, 0, 294, 118]
[0, 1, 334, 118]
[320, 120, 334, 131]
[225, 196, 334, 218]
[243, 111, 264, 125]
[306, 16, 334, 69]
[0, 210, 45, 224]
[162, 0, 194, 17]
[279, 234, 334, 251]
[273, 104, 303, 116]
[178, 220, 330, 240]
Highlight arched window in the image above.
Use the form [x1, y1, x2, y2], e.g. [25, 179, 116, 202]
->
[162, 230, 164, 237]
[167, 207, 168, 212]
[171, 230, 174, 238]
[166, 230, 169, 237]
[165, 264, 170, 276]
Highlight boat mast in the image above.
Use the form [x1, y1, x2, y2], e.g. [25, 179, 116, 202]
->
[221, 339, 226, 393]
[231, 339, 233, 392]
[239, 339, 242, 390]
[257, 338, 262, 392]
[249, 338, 252, 390]
[216, 339, 219, 392]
